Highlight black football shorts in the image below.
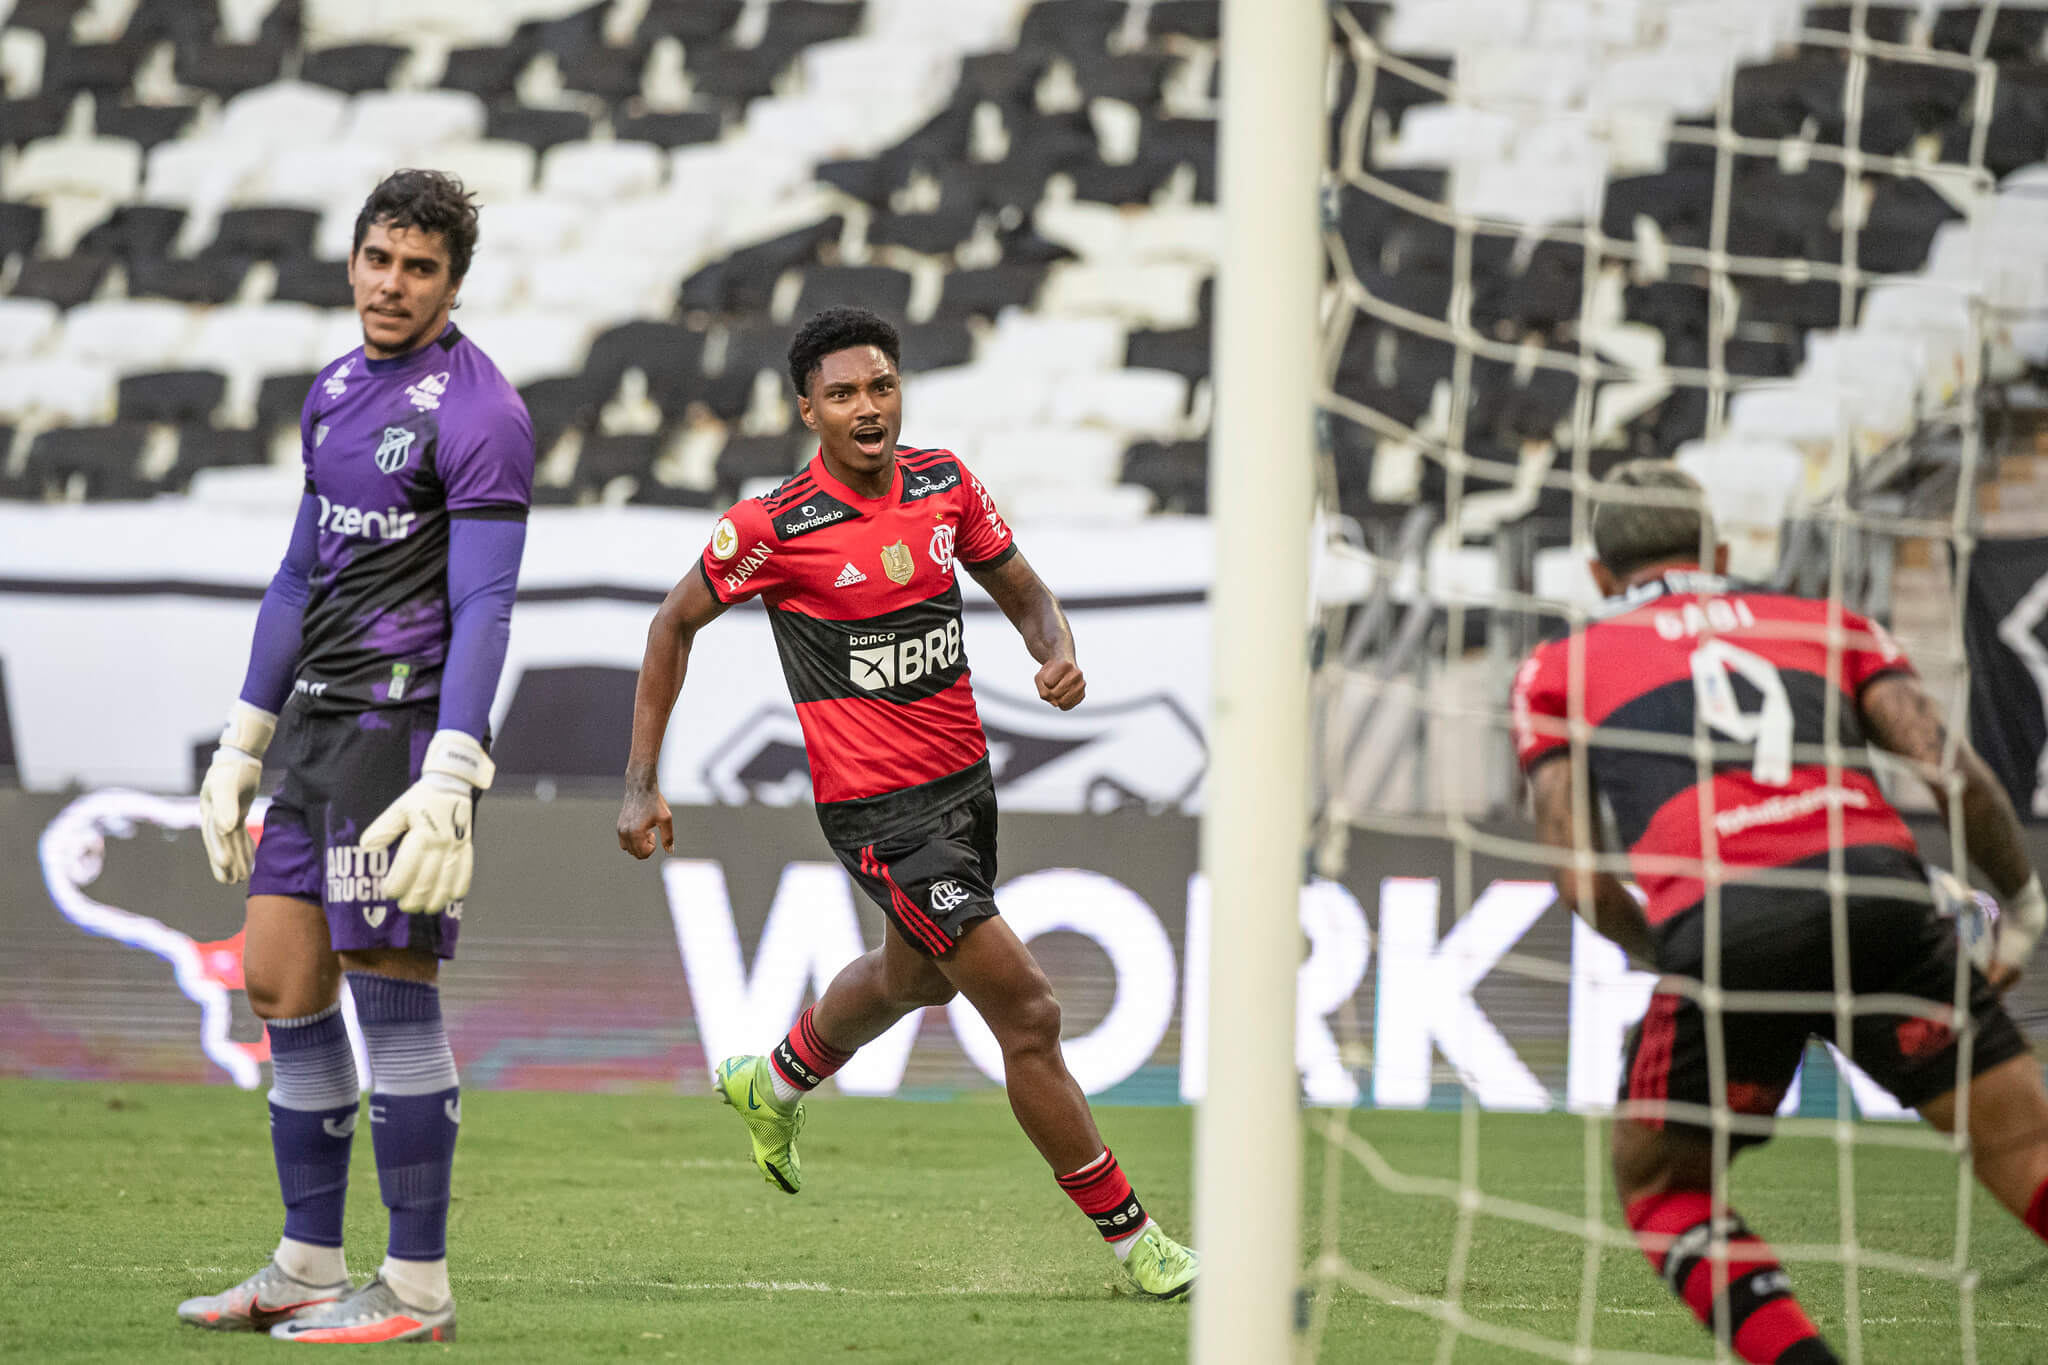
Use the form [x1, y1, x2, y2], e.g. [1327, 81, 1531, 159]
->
[1620, 847, 2027, 1148]
[832, 787, 1000, 957]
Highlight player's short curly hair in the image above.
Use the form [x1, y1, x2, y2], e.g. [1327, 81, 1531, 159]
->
[352, 169, 480, 280]
[788, 307, 901, 396]
[1591, 460, 1718, 577]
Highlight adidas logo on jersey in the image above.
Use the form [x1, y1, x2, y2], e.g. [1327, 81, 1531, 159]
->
[834, 562, 867, 587]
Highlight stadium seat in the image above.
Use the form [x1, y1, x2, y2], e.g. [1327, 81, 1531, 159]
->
[257, 371, 318, 429]
[25, 421, 149, 495]
[96, 102, 198, 152]
[173, 426, 270, 479]
[478, 195, 584, 254]
[440, 44, 532, 100]
[1124, 324, 1209, 382]
[11, 254, 110, 308]
[299, 43, 407, 94]
[272, 257, 354, 309]
[792, 265, 914, 323]
[211, 205, 320, 259]
[0, 200, 46, 260]
[117, 369, 229, 424]
[431, 140, 538, 205]
[57, 298, 195, 370]
[558, 39, 653, 102]
[685, 44, 795, 103]
[981, 312, 1127, 376]
[581, 320, 707, 415]
[713, 432, 804, 496]
[218, 82, 349, 149]
[639, 0, 746, 42]
[975, 425, 1125, 496]
[11, 133, 143, 201]
[868, 202, 980, 256]
[1048, 369, 1190, 434]
[933, 265, 1049, 321]
[613, 108, 722, 150]
[176, 41, 288, 99]
[1019, 0, 1128, 59]
[897, 321, 973, 373]
[573, 431, 661, 491]
[1042, 262, 1204, 329]
[342, 90, 487, 154]
[526, 249, 677, 323]
[0, 359, 114, 423]
[0, 95, 72, 148]
[484, 104, 592, 153]
[1119, 439, 1207, 513]
[905, 365, 1047, 432]
[540, 140, 666, 201]
[454, 310, 593, 387]
[519, 376, 598, 451]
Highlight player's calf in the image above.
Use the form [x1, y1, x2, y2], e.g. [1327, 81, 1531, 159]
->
[1619, 1122, 1835, 1365]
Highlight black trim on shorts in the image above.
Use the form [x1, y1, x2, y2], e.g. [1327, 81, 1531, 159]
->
[815, 755, 993, 849]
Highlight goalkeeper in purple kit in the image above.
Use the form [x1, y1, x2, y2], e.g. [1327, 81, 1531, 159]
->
[177, 170, 533, 1345]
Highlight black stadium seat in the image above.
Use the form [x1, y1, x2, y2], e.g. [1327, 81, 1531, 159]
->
[96, 101, 198, 151]
[580, 321, 707, 413]
[934, 264, 1048, 321]
[440, 45, 530, 99]
[300, 43, 408, 93]
[792, 265, 913, 323]
[1149, 0, 1220, 40]
[685, 45, 794, 102]
[897, 322, 973, 373]
[1071, 51, 1174, 105]
[639, 0, 746, 41]
[1126, 325, 1210, 382]
[13, 255, 111, 308]
[1120, 441, 1207, 514]
[714, 433, 803, 496]
[0, 202, 44, 260]
[574, 432, 661, 489]
[1019, 0, 1127, 59]
[273, 257, 354, 308]
[41, 40, 142, 98]
[1804, 6, 1914, 44]
[212, 207, 320, 260]
[705, 325, 787, 418]
[118, 370, 228, 424]
[867, 202, 980, 255]
[614, 108, 722, 149]
[257, 372, 318, 430]
[175, 40, 287, 98]
[957, 49, 1054, 107]
[1932, 5, 2048, 60]
[630, 480, 717, 508]
[1070, 158, 1175, 206]
[560, 40, 652, 101]
[27, 423, 149, 496]
[175, 425, 268, 472]
[485, 104, 592, 152]
[520, 377, 600, 451]
[761, 0, 866, 47]
[0, 94, 70, 147]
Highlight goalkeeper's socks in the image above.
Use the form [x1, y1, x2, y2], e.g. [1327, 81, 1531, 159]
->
[1058, 1149, 1150, 1249]
[266, 1001, 358, 1262]
[1628, 1192, 1837, 1364]
[769, 1006, 852, 1104]
[350, 974, 461, 1279]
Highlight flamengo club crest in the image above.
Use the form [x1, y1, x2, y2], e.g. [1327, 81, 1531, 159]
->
[879, 540, 914, 585]
[375, 425, 417, 474]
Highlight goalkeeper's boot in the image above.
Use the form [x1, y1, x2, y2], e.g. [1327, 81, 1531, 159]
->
[176, 1259, 349, 1331]
[270, 1274, 455, 1344]
[714, 1054, 806, 1194]
[1118, 1223, 1198, 1301]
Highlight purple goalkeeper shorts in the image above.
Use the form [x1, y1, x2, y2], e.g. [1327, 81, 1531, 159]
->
[249, 702, 473, 959]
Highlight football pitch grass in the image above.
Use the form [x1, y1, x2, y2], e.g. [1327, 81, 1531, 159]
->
[6, 1078, 2048, 1363]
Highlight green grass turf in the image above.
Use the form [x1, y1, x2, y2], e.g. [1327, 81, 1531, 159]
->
[4, 1079, 2046, 1363]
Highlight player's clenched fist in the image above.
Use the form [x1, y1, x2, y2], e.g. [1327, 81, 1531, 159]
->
[1036, 659, 1085, 710]
[617, 783, 674, 859]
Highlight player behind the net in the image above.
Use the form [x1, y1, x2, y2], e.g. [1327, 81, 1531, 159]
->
[1515, 462, 2048, 1365]
[615, 307, 1197, 1300]
[179, 170, 535, 1345]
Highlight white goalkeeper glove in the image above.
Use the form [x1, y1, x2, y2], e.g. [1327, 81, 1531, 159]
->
[1994, 874, 2046, 978]
[360, 730, 494, 915]
[198, 701, 277, 884]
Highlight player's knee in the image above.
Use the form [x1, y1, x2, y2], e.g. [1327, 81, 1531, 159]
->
[244, 969, 302, 1021]
[998, 989, 1063, 1057]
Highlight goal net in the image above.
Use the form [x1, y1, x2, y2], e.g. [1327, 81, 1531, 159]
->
[1303, 2, 2014, 1360]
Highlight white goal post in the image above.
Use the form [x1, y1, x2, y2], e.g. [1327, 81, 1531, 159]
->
[1193, 2, 1326, 1362]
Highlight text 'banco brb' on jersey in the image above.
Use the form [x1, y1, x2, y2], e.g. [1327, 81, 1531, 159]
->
[699, 448, 1019, 843]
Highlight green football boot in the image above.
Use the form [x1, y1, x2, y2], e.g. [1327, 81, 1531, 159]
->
[713, 1055, 806, 1194]
[1117, 1223, 1198, 1301]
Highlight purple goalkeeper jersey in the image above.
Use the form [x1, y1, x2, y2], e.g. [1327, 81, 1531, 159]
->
[292, 324, 533, 717]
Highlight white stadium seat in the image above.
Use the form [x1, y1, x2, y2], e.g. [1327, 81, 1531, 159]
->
[249, 140, 404, 210]
[1385, 0, 1534, 53]
[975, 426, 1126, 494]
[57, 301, 196, 371]
[980, 312, 1127, 376]
[1125, 205, 1222, 264]
[1040, 263, 1204, 329]
[1003, 483, 1153, 524]
[220, 81, 349, 148]
[540, 140, 667, 201]
[1033, 200, 1128, 261]
[451, 253, 527, 312]
[0, 297, 58, 359]
[429, 140, 538, 206]
[144, 136, 266, 209]
[525, 250, 678, 323]
[670, 141, 812, 218]
[342, 91, 487, 155]
[452, 310, 594, 386]
[904, 367, 1048, 434]
[1047, 369, 1190, 435]
[1377, 105, 1517, 170]
[0, 360, 115, 424]
[9, 135, 142, 200]
[476, 196, 586, 255]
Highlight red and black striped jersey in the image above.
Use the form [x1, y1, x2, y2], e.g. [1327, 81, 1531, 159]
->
[699, 447, 1017, 846]
[1511, 570, 1920, 925]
